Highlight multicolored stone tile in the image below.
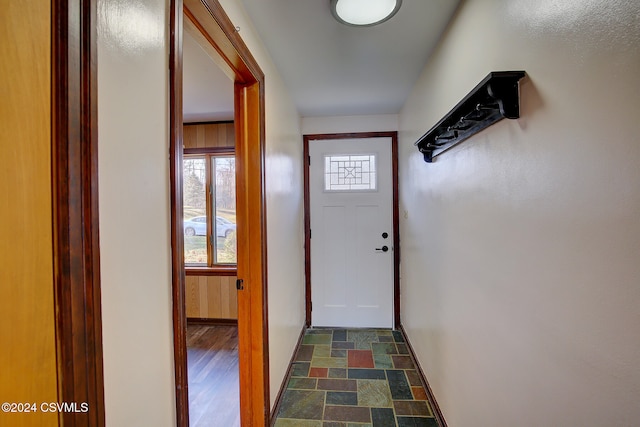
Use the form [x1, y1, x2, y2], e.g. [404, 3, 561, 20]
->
[314, 344, 332, 357]
[411, 386, 428, 401]
[304, 333, 332, 345]
[386, 370, 413, 400]
[278, 389, 325, 419]
[328, 368, 347, 379]
[371, 407, 395, 426]
[405, 370, 422, 386]
[396, 343, 409, 354]
[317, 378, 358, 392]
[288, 377, 317, 389]
[373, 353, 393, 369]
[331, 349, 348, 358]
[393, 400, 432, 417]
[348, 368, 387, 380]
[312, 356, 348, 368]
[371, 342, 397, 355]
[348, 350, 375, 368]
[324, 405, 371, 423]
[348, 330, 380, 350]
[333, 341, 356, 350]
[392, 355, 414, 369]
[357, 379, 393, 407]
[309, 367, 329, 378]
[292, 361, 310, 377]
[274, 329, 439, 427]
[326, 391, 358, 406]
[397, 416, 438, 427]
[296, 345, 314, 361]
[274, 418, 322, 427]
[332, 330, 347, 341]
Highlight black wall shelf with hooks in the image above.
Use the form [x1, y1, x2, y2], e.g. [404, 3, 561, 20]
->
[415, 71, 526, 163]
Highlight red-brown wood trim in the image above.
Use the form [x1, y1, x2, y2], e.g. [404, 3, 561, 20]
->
[169, 2, 190, 427]
[269, 324, 307, 425]
[303, 132, 400, 328]
[187, 317, 239, 325]
[185, 266, 238, 276]
[397, 325, 448, 427]
[303, 136, 312, 327]
[172, 1, 270, 426]
[391, 132, 401, 327]
[52, 0, 105, 425]
[183, 6, 247, 84]
[201, 0, 264, 81]
[184, 147, 235, 155]
[235, 79, 271, 427]
[184, 119, 234, 126]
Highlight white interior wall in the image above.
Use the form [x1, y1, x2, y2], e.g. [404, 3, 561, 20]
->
[98, 0, 304, 423]
[98, 0, 176, 425]
[398, 1, 640, 426]
[218, 0, 306, 408]
[301, 114, 398, 135]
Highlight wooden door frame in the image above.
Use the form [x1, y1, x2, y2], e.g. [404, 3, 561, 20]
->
[52, 0, 105, 425]
[303, 132, 401, 328]
[170, 1, 270, 426]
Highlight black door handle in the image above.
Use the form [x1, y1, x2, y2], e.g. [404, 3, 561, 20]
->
[375, 246, 389, 252]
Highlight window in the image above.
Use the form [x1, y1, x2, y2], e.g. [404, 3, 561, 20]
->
[183, 153, 236, 269]
[324, 153, 377, 191]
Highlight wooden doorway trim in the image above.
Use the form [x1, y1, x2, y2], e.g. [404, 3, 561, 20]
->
[303, 132, 401, 328]
[52, 0, 106, 425]
[170, 1, 270, 426]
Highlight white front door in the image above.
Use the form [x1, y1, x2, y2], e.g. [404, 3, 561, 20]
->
[309, 137, 394, 328]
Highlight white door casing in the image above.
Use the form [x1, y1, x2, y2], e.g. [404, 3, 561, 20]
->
[309, 137, 394, 328]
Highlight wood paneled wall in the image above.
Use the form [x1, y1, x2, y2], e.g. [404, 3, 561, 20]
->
[184, 122, 237, 319]
[185, 276, 238, 320]
[0, 1, 59, 425]
[183, 122, 235, 148]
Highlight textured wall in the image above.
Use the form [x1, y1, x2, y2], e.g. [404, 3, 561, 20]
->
[398, 0, 640, 426]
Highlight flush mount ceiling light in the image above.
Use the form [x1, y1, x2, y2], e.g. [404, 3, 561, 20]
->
[331, 0, 402, 27]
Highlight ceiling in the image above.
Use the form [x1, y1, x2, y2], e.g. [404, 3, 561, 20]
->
[182, 0, 462, 121]
[183, 30, 234, 122]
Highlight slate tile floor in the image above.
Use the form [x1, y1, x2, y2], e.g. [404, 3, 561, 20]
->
[274, 329, 438, 427]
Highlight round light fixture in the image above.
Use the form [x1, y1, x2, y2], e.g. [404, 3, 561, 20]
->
[330, 0, 402, 27]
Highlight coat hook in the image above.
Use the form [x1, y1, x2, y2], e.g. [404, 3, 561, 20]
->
[448, 118, 471, 132]
[234, 26, 241, 32]
[435, 130, 458, 141]
[462, 105, 491, 122]
[427, 141, 447, 148]
[413, 71, 526, 163]
[476, 102, 499, 111]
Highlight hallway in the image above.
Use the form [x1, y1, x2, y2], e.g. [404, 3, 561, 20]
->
[12, 0, 634, 425]
[274, 329, 438, 426]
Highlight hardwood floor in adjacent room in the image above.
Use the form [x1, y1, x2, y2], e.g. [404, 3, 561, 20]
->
[187, 324, 240, 427]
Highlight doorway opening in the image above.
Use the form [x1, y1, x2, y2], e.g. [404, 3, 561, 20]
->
[170, 1, 270, 426]
[182, 16, 240, 426]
